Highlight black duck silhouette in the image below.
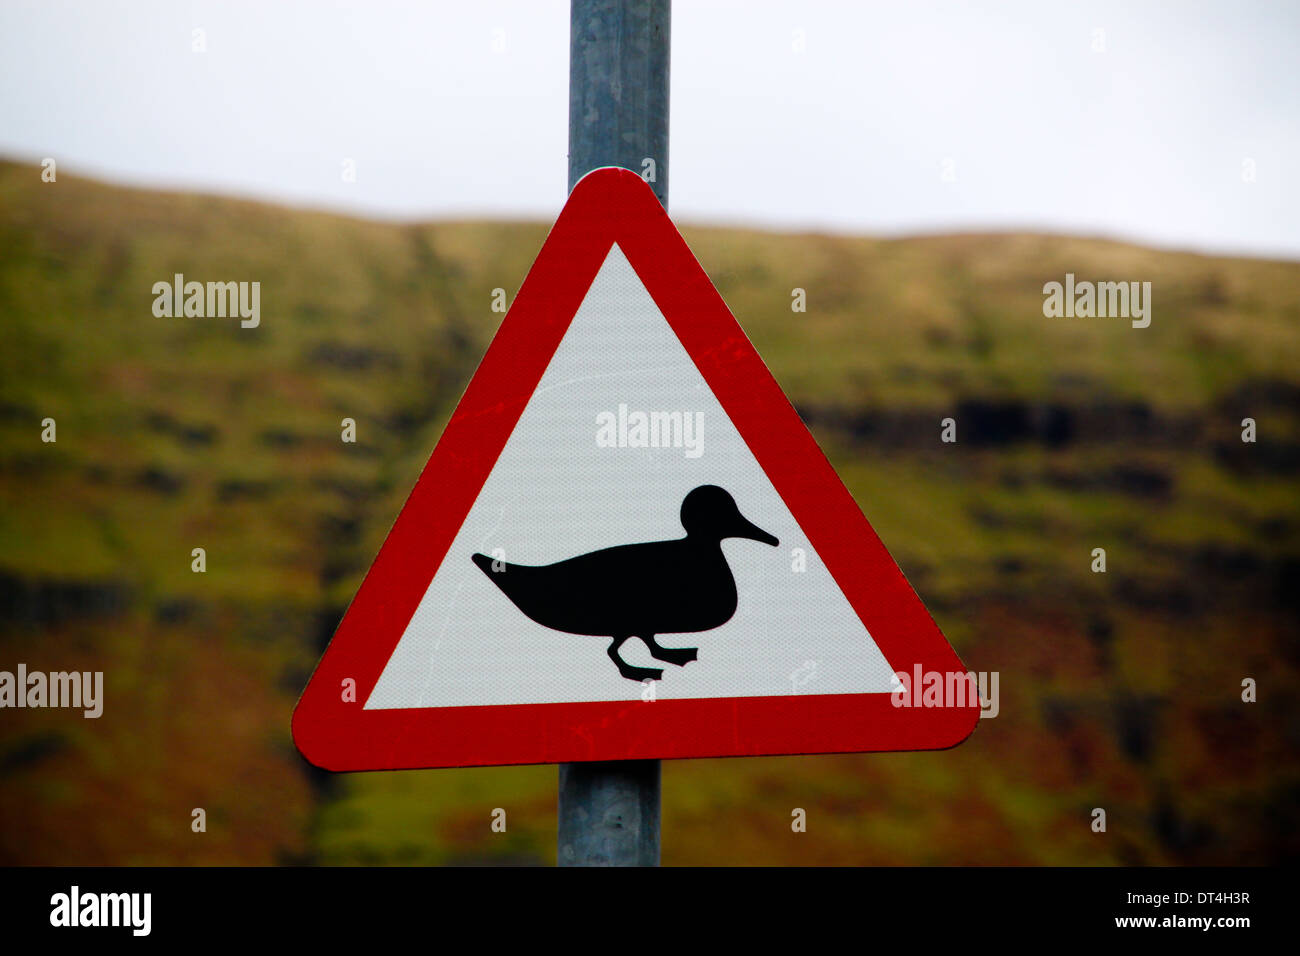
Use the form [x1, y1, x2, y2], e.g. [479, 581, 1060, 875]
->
[471, 485, 779, 682]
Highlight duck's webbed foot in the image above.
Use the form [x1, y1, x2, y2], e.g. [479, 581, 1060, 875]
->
[608, 636, 664, 682]
[641, 635, 698, 667]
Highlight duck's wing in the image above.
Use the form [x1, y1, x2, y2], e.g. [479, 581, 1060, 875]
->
[539, 539, 736, 635]
[470, 540, 692, 635]
[539, 539, 688, 589]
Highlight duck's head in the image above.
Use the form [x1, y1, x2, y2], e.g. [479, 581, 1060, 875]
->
[680, 485, 779, 546]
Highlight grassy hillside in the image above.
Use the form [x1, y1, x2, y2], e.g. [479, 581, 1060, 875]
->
[1, 159, 1297, 864]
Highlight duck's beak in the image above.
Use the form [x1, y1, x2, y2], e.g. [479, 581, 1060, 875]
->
[734, 513, 779, 547]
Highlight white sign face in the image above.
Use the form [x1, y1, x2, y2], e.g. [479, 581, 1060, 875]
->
[365, 244, 898, 710]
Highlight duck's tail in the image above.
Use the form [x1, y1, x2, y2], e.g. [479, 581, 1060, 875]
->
[472, 552, 515, 598]
[471, 552, 500, 577]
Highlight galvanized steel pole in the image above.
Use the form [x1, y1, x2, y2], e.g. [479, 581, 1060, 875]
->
[558, 0, 669, 867]
[567, 0, 669, 206]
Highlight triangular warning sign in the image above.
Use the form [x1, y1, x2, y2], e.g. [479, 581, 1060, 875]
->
[293, 168, 979, 770]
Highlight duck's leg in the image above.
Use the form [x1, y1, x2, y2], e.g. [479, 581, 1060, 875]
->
[608, 635, 664, 682]
[640, 634, 698, 667]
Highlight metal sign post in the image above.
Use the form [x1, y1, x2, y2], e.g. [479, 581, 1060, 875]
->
[558, 0, 670, 867]
[567, 0, 670, 206]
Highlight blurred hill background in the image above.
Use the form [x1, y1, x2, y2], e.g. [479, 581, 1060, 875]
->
[1, 159, 1296, 865]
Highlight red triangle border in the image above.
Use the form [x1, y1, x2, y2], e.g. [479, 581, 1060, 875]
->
[293, 168, 979, 770]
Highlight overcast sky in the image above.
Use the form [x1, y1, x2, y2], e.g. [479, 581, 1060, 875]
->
[1, 0, 1296, 257]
